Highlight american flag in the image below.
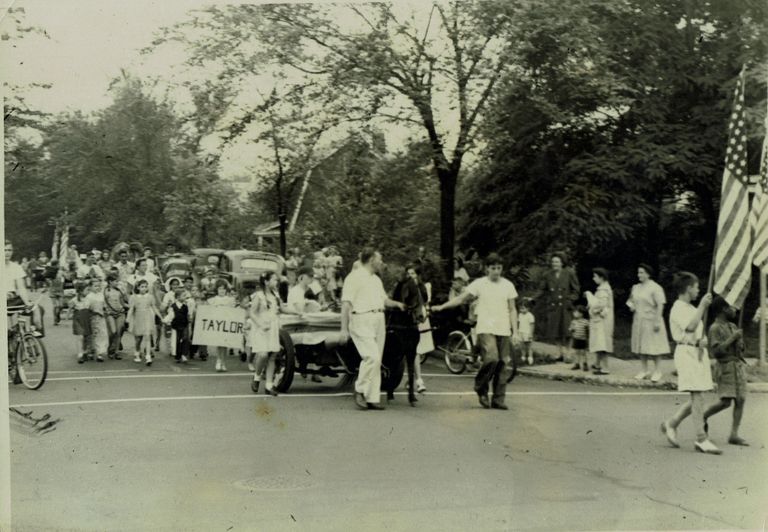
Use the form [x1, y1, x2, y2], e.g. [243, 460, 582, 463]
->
[713, 68, 751, 309]
[751, 96, 768, 272]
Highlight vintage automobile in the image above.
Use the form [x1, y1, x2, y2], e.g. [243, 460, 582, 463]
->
[190, 248, 226, 274]
[270, 311, 406, 394]
[218, 250, 285, 293]
[158, 254, 194, 285]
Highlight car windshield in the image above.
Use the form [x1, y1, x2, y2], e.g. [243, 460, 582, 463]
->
[239, 258, 279, 272]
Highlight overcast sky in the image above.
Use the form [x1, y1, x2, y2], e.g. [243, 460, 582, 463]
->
[2, 1, 477, 188]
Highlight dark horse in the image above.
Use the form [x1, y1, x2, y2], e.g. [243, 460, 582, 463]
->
[382, 275, 425, 406]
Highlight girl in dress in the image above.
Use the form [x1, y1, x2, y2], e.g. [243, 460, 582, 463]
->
[627, 263, 671, 382]
[208, 280, 237, 372]
[585, 267, 613, 375]
[660, 272, 720, 454]
[128, 279, 162, 366]
[249, 272, 282, 395]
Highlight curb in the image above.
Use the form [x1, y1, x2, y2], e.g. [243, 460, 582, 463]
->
[517, 367, 677, 390]
[518, 367, 768, 393]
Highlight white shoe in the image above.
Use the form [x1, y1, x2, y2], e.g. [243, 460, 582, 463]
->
[528, 357, 534, 365]
[180, 355, 188, 363]
[634, 371, 650, 380]
[650, 371, 663, 383]
[660, 421, 679, 448]
[145, 354, 153, 366]
[133, 353, 142, 363]
[248, 363, 255, 372]
[416, 379, 426, 393]
[220, 364, 227, 372]
[215, 359, 222, 372]
[694, 439, 722, 455]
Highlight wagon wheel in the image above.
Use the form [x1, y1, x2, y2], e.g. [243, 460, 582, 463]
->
[273, 329, 296, 393]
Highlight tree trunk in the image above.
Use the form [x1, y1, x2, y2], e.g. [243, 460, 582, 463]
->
[201, 223, 209, 247]
[278, 212, 287, 258]
[438, 168, 457, 280]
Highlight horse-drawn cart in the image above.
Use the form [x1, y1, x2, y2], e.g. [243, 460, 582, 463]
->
[271, 311, 406, 394]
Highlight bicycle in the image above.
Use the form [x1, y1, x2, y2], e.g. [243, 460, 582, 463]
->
[430, 310, 519, 381]
[7, 302, 48, 390]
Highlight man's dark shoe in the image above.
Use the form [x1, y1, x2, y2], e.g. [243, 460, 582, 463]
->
[491, 402, 509, 410]
[477, 393, 491, 409]
[367, 403, 385, 410]
[354, 392, 368, 410]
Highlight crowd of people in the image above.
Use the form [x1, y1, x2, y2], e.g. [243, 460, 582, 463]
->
[5, 239, 750, 453]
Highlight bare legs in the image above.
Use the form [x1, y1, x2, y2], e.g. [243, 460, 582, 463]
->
[703, 397, 747, 444]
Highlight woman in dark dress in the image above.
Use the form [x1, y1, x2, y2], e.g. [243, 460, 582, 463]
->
[537, 254, 580, 360]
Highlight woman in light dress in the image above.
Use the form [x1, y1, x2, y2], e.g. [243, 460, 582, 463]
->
[585, 267, 613, 375]
[627, 263, 671, 382]
[660, 272, 721, 454]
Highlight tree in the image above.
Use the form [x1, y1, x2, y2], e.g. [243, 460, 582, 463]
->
[148, 1, 522, 275]
[39, 77, 179, 249]
[460, 0, 767, 289]
[162, 158, 236, 248]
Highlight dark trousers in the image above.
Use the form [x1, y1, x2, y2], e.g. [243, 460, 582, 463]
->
[475, 334, 511, 404]
[174, 326, 190, 359]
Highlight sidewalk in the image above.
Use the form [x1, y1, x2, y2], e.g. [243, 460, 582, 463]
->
[519, 342, 768, 393]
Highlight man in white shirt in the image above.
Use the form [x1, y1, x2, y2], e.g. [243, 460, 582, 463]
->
[434, 253, 519, 410]
[5, 240, 31, 307]
[76, 254, 105, 280]
[340, 248, 405, 410]
[287, 268, 315, 314]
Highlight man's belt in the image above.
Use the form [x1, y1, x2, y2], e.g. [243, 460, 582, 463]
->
[352, 309, 384, 315]
[676, 341, 700, 347]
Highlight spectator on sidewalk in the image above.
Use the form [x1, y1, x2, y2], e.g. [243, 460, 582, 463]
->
[569, 306, 589, 371]
[660, 272, 720, 454]
[518, 300, 535, 365]
[627, 263, 671, 382]
[537, 254, 580, 361]
[585, 267, 613, 375]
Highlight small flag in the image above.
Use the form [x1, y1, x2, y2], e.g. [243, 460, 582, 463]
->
[713, 67, 751, 309]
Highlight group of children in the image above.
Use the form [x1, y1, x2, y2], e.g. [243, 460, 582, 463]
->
[512, 301, 590, 369]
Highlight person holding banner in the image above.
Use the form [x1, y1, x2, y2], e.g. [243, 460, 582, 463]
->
[249, 272, 283, 396]
[207, 280, 237, 372]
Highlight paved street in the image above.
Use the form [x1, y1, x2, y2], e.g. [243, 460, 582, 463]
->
[8, 296, 768, 531]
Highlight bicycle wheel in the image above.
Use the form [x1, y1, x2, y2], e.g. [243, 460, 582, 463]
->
[16, 334, 48, 390]
[443, 331, 470, 374]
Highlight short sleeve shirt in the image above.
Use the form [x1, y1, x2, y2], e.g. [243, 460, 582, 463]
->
[341, 268, 387, 313]
[288, 285, 308, 314]
[4, 261, 26, 294]
[518, 312, 535, 341]
[467, 276, 518, 336]
[669, 300, 702, 344]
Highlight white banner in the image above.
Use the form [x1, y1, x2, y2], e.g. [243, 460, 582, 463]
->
[192, 305, 246, 349]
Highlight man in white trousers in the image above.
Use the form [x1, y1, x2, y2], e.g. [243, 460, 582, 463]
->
[340, 248, 405, 410]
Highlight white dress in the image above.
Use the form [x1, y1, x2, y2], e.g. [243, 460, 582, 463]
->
[587, 283, 614, 353]
[249, 291, 281, 353]
[669, 300, 713, 392]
